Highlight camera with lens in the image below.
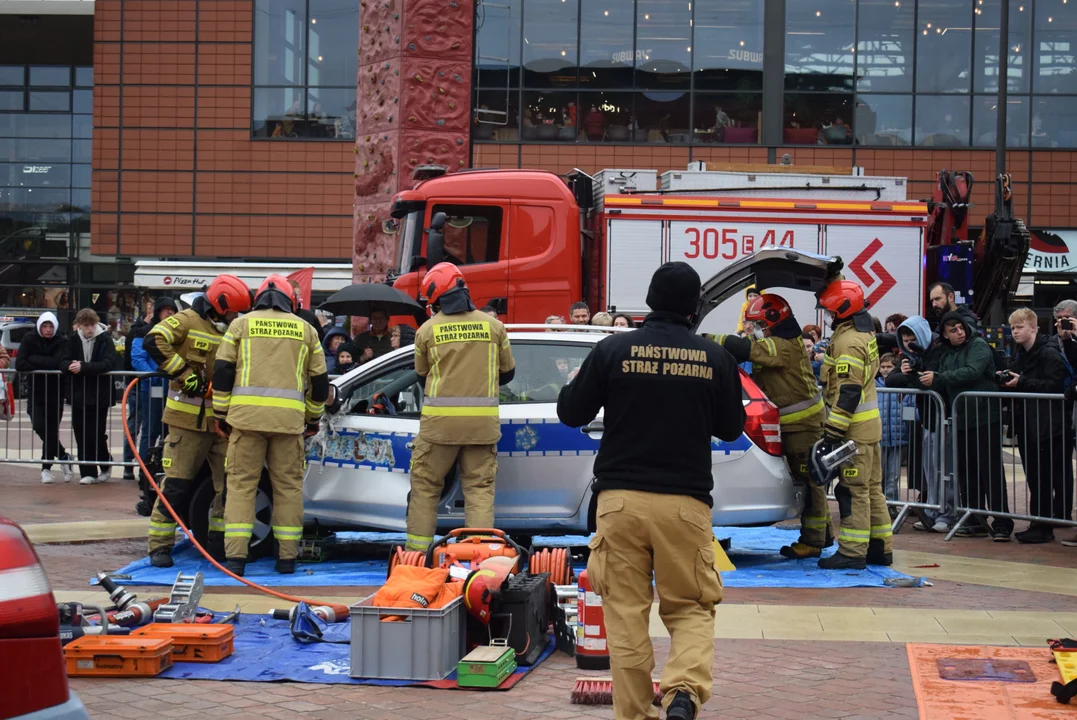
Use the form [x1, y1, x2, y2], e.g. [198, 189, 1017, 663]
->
[901, 353, 923, 372]
[995, 370, 1016, 386]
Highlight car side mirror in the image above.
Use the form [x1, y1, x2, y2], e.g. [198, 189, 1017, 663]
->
[426, 212, 447, 267]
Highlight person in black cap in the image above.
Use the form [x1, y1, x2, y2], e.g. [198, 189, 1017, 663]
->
[557, 261, 745, 720]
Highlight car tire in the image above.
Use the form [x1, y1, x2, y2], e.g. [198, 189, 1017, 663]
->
[188, 469, 274, 560]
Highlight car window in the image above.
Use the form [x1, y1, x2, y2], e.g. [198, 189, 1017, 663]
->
[342, 364, 424, 417]
[500, 341, 593, 404]
[8, 327, 31, 344]
[431, 204, 502, 266]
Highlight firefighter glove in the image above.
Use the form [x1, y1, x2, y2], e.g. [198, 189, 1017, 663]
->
[182, 372, 208, 398]
[215, 419, 232, 438]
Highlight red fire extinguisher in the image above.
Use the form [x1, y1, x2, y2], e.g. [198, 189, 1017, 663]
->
[576, 569, 610, 670]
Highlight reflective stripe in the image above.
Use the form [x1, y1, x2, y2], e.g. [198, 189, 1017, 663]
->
[166, 395, 215, 418]
[429, 345, 441, 397]
[762, 337, 777, 357]
[208, 518, 226, 532]
[148, 521, 176, 537]
[802, 516, 829, 529]
[851, 408, 881, 422]
[240, 338, 251, 387]
[421, 405, 500, 417]
[306, 399, 324, 414]
[272, 525, 303, 540]
[188, 330, 221, 345]
[296, 344, 309, 393]
[224, 523, 253, 538]
[212, 391, 231, 415]
[313, 343, 323, 355]
[222, 332, 236, 346]
[424, 396, 498, 407]
[487, 342, 496, 397]
[870, 524, 893, 539]
[779, 393, 824, 423]
[836, 354, 865, 369]
[405, 533, 433, 551]
[854, 400, 878, 413]
[231, 395, 305, 412]
[838, 528, 870, 543]
[151, 325, 175, 344]
[233, 386, 305, 402]
[162, 354, 186, 374]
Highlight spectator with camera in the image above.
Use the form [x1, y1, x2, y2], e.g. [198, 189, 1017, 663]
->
[1001, 308, 1070, 543]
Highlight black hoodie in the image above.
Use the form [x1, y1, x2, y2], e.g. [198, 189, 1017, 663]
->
[15, 313, 67, 408]
[1008, 332, 1067, 438]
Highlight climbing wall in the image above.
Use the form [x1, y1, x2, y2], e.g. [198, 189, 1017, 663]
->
[354, 0, 474, 282]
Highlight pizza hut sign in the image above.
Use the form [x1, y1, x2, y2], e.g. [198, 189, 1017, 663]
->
[162, 276, 208, 287]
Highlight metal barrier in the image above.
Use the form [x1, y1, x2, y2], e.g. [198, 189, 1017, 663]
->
[1, 369, 165, 481]
[875, 387, 951, 532]
[946, 390, 1076, 540]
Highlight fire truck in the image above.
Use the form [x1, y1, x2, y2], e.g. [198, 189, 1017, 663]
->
[388, 162, 1027, 330]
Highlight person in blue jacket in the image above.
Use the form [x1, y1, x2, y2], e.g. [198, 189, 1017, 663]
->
[322, 325, 351, 373]
[877, 352, 914, 504]
[130, 298, 178, 511]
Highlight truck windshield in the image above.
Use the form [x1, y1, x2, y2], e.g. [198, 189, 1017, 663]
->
[397, 211, 421, 274]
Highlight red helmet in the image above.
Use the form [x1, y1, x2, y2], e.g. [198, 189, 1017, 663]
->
[421, 262, 466, 316]
[817, 280, 866, 320]
[205, 274, 252, 316]
[256, 273, 297, 311]
[743, 293, 792, 329]
[462, 556, 515, 625]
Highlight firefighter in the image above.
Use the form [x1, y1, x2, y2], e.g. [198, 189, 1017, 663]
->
[145, 274, 252, 568]
[558, 262, 746, 720]
[212, 274, 329, 575]
[404, 262, 516, 553]
[715, 293, 833, 559]
[816, 279, 891, 570]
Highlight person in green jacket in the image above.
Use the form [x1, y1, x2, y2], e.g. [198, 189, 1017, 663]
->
[912, 310, 1012, 540]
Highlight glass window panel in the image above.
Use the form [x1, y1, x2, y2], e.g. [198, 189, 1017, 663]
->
[0, 66, 24, 86]
[307, 0, 359, 87]
[254, 0, 306, 86]
[856, 0, 915, 92]
[0, 114, 72, 139]
[0, 138, 72, 163]
[29, 67, 70, 87]
[0, 90, 22, 111]
[694, 2, 764, 91]
[72, 164, 91, 188]
[252, 88, 307, 138]
[474, 0, 521, 90]
[522, 0, 578, 88]
[73, 140, 90, 163]
[75, 67, 93, 87]
[634, 90, 691, 144]
[429, 204, 503, 265]
[29, 91, 70, 112]
[306, 87, 356, 139]
[500, 342, 592, 403]
[1031, 96, 1077, 147]
[0, 162, 71, 188]
[578, 91, 635, 141]
[521, 90, 578, 141]
[473, 88, 520, 141]
[1034, 0, 1077, 93]
[785, 1, 855, 91]
[972, 95, 1029, 146]
[0, 187, 70, 212]
[635, 0, 691, 90]
[692, 92, 762, 144]
[855, 94, 912, 145]
[72, 115, 91, 139]
[974, 0, 1031, 93]
[915, 94, 971, 145]
[71, 189, 90, 212]
[579, 0, 635, 88]
[73, 89, 92, 114]
[916, 1, 972, 93]
[783, 93, 854, 144]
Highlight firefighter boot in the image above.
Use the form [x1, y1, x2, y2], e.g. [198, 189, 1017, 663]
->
[226, 558, 246, 577]
[818, 551, 868, 570]
[780, 542, 822, 559]
[149, 549, 174, 568]
[275, 558, 296, 574]
[666, 691, 696, 720]
[866, 538, 893, 566]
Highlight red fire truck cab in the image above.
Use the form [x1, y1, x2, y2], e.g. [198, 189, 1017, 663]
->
[389, 164, 929, 329]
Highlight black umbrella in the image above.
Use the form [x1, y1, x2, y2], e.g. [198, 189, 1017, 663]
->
[318, 282, 424, 317]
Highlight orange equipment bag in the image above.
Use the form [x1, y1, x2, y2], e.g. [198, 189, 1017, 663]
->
[130, 623, 234, 663]
[371, 565, 463, 622]
[64, 635, 173, 677]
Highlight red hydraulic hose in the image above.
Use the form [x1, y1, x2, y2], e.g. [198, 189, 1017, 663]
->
[120, 378, 351, 618]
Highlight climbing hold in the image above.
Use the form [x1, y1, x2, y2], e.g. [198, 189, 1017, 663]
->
[438, 86, 445, 94]
[425, 35, 431, 41]
[408, 116, 417, 122]
[456, 138, 463, 145]
[415, 74, 423, 83]
[436, 119, 445, 126]
[448, 100, 456, 109]
[453, 74, 463, 82]
[387, 115, 393, 122]
[450, 42, 460, 50]
[408, 43, 417, 51]
[459, 159, 465, 166]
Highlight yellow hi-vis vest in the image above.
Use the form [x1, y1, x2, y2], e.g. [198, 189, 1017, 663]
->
[213, 309, 327, 434]
[414, 309, 515, 445]
[148, 308, 223, 432]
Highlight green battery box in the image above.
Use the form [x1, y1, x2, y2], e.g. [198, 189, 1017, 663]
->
[456, 640, 517, 689]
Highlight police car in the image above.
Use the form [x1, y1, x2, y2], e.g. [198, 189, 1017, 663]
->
[184, 250, 836, 552]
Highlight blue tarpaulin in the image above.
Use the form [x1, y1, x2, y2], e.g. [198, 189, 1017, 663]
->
[103, 526, 921, 589]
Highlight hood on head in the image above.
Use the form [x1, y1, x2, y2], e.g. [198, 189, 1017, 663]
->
[897, 316, 933, 355]
[154, 297, 179, 317]
[939, 310, 976, 345]
[322, 326, 351, 352]
[36, 312, 58, 333]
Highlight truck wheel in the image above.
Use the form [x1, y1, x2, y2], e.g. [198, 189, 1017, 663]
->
[188, 469, 274, 560]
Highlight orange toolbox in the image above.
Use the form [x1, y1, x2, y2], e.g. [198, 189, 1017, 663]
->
[64, 635, 173, 677]
[131, 623, 234, 663]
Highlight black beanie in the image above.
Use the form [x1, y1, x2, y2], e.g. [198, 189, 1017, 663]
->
[645, 262, 701, 316]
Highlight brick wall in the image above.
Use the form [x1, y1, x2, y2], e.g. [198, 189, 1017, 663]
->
[92, 0, 355, 260]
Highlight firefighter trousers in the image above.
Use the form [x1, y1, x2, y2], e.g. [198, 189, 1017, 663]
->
[587, 489, 723, 720]
[785, 448, 834, 548]
[147, 426, 227, 554]
[833, 441, 892, 558]
[405, 436, 497, 551]
[223, 428, 305, 561]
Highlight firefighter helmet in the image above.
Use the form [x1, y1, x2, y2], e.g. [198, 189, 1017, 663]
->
[462, 556, 516, 625]
[743, 293, 792, 329]
[421, 262, 466, 316]
[817, 280, 866, 320]
[205, 274, 252, 316]
[255, 273, 297, 312]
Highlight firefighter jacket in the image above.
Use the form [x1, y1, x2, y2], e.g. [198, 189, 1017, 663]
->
[414, 308, 515, 446]
[719, 332, 823, 453]
[147, 307, 224, 432]
[820, 313, 881, 443]
[212, 309, 329, 434]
